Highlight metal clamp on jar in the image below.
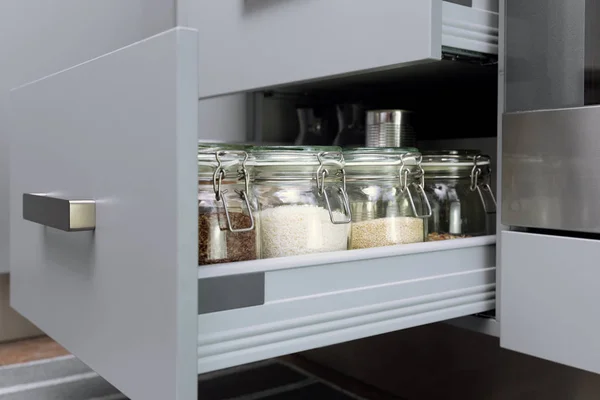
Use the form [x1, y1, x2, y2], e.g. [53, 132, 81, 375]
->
[344, 148, 432, 250]
[421, 150, 497, 241]
[248, 146, 352, 259]
[197, 144, 257, 265]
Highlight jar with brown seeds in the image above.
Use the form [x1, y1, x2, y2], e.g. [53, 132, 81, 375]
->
[197, 144, 258, 265]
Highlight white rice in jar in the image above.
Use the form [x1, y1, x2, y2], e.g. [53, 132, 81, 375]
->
[257, 205, 349, 258]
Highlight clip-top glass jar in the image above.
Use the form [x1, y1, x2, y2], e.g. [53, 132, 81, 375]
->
[344, 148, 432, 249]
[197, 144, 257, 265]
[421, 150, 497, 241]
[248, 146, 352, 259]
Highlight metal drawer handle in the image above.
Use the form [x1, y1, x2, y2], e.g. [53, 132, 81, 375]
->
[23, 193, 96, 232]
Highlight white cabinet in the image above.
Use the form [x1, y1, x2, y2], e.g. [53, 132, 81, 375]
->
[8, 28, 497, 393]
[23, 1, 600, 400]
[500, 232, 600, 374]
[498, 0, 600, 375]
[9, 29, 199, 400]
[8, 26, 498, 399]
[0, 0, 176, 273]
[190, 0, 499, 97]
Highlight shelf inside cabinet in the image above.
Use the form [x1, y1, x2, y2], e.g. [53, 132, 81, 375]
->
[197, 236, 496, 373]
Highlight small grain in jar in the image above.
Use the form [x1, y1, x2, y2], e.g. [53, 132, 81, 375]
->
[344, 148, 432, 250]
[248, 146, 352, 259]
[197, 144, 257, 265]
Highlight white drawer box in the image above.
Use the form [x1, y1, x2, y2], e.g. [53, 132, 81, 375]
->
[9, 29, 496, 400]
[189, 1, 499, 97]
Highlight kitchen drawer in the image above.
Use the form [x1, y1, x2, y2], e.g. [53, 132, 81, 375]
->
[9, 28, 496, 400]
[500, 231, 600, 374]
[189, 0, 499, 97]
[9, 28, 200, 400]
[197, 237, 496, 373]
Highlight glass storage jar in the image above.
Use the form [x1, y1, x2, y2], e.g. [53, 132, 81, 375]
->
[344, 148, 431, 249]
[197, 144, 257, 265]
[421, 150, 497, 240]
[247, 146, 352, 259]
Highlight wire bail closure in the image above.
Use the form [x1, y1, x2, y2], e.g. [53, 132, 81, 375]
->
[212, 150, 255, 232]
[469, 154, 497, 213]
[316, 152, 352, 224]
[399, 152, 432, 218]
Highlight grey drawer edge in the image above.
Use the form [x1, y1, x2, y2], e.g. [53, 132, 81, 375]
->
[198, 273, 265, 314]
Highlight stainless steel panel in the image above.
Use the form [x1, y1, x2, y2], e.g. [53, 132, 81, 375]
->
[502, 106, 600, 232]
[505, 0, 600, 112]
[22, 194, 95, 231]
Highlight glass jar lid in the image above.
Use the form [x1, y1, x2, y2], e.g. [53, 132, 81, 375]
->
[343, 147, 422, 178]
[421, 150, 491, 178]
[197, 143, 250, 180]
[247, 145, 345, 181]
[247, 145, 343, 166]
[344, 147, 419, 165]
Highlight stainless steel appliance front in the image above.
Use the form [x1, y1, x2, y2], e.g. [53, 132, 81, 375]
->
[503, 106, 600, 232]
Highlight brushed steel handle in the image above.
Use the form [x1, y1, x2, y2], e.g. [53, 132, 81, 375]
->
[23, 193, 96, 231]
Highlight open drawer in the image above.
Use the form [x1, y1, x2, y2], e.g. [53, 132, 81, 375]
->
[501, 231, 600, 374]
[189, 0, 499, 97]
[9, 28, 496, 400]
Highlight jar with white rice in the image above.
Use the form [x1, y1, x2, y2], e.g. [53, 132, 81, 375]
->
[247, 146, 352, 259]
[344, 148, 431, 249]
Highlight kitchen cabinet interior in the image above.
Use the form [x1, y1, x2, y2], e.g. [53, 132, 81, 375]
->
[4, 1, 552, 399]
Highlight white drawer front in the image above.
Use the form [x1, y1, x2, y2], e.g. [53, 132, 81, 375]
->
[190, 0, 442, 97]
[197, 237, 496, 373]
[501, 231, 600, 374]
[9, 28, 199, 400]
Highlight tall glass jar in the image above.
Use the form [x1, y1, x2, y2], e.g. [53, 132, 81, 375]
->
[422, 150, 497, 240]
[247, 146, 352, 259]
[197, 144, 257, 265]
[344, 148, 431, 249]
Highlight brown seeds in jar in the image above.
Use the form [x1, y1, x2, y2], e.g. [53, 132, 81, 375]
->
[198, 212, 257, 265]
[427, 232, 471, 241]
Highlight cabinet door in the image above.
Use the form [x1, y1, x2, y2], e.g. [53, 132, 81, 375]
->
[190, 0, 443, 97]
[501, 0, 600, 372]
[9, 28, 199, 400]
[0, 0, 176, 274]
[501, 232, 600, 374]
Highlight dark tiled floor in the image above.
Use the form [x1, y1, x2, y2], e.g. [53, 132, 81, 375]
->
[195, 361, 362, 400]
[0, 337, 400, 399]
[262, 383, 358, 400]
[197, 363, 307, 399]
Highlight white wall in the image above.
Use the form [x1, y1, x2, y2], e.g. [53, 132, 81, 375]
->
[0, 0, 175, 338]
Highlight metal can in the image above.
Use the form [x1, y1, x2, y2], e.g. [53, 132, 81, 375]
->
[365, 109, 416, 148]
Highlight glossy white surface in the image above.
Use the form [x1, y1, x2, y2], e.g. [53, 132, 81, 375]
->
[501, 231, 600, 375]
[0, 0, 175, 273]
[9, 29, 198, 400]
[192, 0, 441, 97]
